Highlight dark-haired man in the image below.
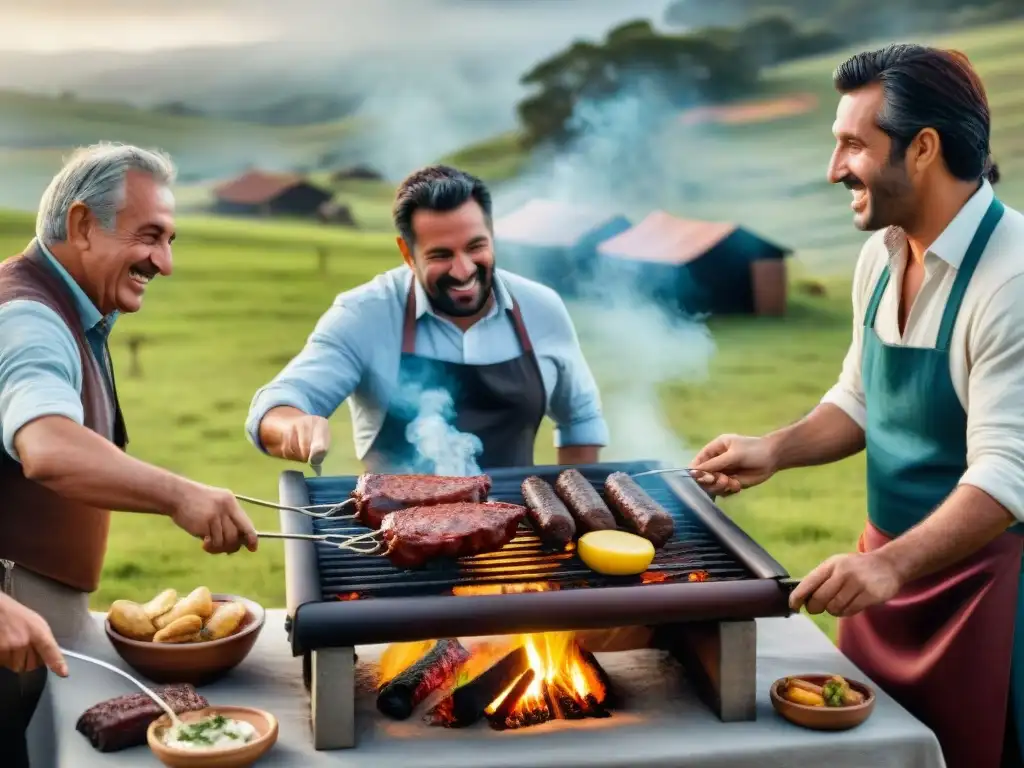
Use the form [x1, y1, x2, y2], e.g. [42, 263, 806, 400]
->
[690, 45, 1024, 767]
[247, 165, 608, 473]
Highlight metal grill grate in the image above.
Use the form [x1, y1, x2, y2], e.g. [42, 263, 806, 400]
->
[305, 462, 753, 601]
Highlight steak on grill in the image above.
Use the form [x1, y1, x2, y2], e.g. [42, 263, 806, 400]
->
[352, 473, 492, 528]
[76, 684, 208, 752]
[380, 502, 527, 568]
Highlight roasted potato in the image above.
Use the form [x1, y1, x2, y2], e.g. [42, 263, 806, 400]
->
[108, 600, 156, 640]
[142, 589, 177, 620]
[153, 615, 203, 643]
[153, 587, 214, 630]
[201, 601, 247, 641]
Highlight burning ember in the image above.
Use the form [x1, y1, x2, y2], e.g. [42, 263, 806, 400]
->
[483, 632, 610, 730]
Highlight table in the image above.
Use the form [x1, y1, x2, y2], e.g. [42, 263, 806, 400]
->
[39, 609, 946, 768]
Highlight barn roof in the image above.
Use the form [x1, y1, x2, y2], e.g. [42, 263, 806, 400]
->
[597, 210, 786, 264]
[493, 199, 629, 248]
[212, 170, 320, 205]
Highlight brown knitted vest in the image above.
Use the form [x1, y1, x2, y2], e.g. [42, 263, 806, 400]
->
[0, 243, 127, 592]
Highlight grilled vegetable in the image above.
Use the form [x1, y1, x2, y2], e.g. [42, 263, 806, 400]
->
[822, 675, 864, 706]
[141, 589, 177, 620]
[781, 684, 825, 707]
[108, 600, 157, 641]
[785, 677, 824, 696]
[153, 615, 203, 643]
[201, 601, 247, 641]
[153, 587, 214, 630]
[578, 530, 655, 575]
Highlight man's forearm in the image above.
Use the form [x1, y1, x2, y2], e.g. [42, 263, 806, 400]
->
[257, 405, 309, 459]
[14, 416, 191, 514]
[874, 484, 1016, 584]
[765, 403, 865, 472]
[558, 445, 601, 465]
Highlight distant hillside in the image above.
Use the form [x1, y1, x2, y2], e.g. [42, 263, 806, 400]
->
[0, 89, 371, 211]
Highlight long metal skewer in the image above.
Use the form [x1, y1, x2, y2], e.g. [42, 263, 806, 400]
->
[630, 467, 706, 479]
[62, 649, 181, 725]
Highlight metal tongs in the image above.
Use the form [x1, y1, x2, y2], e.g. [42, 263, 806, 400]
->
[256, 529, 383, 554]
[234, 493, 356, 520]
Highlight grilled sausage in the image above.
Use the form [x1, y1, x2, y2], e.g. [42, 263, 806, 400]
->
[554, 469, 617, 533]
[521, 476, 576, 547]
[604, 472, 675, 548]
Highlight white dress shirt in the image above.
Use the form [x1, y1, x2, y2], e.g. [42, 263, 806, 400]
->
[822, 180, 1024, 521]
[246, 267, 609, 461]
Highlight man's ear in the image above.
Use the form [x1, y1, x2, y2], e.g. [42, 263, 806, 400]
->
[397, 236, 414, 268]
[66, 202, 92, 251]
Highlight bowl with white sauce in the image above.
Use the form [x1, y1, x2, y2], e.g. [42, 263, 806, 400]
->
[147, 706, 278, 767]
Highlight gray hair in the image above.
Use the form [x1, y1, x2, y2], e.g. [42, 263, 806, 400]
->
[36, 142, 177, 245]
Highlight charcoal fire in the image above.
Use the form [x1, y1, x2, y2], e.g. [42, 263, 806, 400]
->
[419, 631, 613, 730]
[376, 638, 471, 720]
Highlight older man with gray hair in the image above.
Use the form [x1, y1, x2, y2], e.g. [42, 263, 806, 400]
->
[0, 143, 259, 766]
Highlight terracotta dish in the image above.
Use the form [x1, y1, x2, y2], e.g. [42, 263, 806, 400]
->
[770, 674, 876, 731]
[147, 706, 277, 768]
[106, 594, 264, 686]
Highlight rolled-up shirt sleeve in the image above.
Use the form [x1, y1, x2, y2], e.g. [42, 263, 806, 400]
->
[245, 299, 369, 452]
[0, 300, 84, 462]
[959, 274, 1024, 521]
[543, 296, 609, 448]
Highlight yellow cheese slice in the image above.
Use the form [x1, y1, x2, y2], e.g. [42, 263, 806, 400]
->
[577, 529, 655, 575]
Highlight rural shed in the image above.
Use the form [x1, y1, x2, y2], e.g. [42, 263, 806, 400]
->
[493, 199, 631, 295]
[212, 170, 334, 218]
[596, 210, 791, 316]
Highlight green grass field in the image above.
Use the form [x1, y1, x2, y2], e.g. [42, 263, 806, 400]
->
[1, 20, 1023, 641]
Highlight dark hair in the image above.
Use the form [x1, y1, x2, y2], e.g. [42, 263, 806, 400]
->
[833, 44, 998, 185]
[392, 164, 493, 244]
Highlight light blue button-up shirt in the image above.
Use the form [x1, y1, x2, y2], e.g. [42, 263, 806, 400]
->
[0, 240, 117, 461]
[246, 266, 609, 460]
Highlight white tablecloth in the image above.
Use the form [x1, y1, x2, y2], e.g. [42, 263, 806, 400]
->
[39, 609, 946, 767]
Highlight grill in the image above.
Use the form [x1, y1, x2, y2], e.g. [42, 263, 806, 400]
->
[279, 460, 795, 751]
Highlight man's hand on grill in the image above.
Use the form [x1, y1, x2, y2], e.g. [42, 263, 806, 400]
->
[789, 552, 902, 617]
[281, 414, 331, 464]
[0, 592, 68, 677]
[170, 484, 260, 555]
[690, 434, 776, 495]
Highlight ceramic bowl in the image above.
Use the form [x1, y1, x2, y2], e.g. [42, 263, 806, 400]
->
[147, 706, 278, 768]
[770, 674, 876, 731]
[106, 594, 264, 686]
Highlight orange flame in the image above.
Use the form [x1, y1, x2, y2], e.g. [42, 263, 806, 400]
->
[452, 582, 558, 596]
[377, 640, 434, 686]
[485, 632, 607, 726]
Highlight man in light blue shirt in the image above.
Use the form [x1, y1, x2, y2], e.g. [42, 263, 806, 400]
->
[248, 165, 609, 473]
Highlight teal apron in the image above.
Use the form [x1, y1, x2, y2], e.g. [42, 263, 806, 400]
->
[837, 197, 1024, 768]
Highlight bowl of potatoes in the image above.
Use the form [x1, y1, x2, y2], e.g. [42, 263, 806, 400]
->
[105, 587, 265, 686]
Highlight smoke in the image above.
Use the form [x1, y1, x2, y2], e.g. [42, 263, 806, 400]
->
[494, 81, 718, 467]
[395, 384, 484, 477]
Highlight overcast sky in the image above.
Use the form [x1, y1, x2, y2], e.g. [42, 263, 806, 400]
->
[2, 0, 672, 53]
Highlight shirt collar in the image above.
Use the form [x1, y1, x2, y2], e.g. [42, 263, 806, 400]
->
[34, 239, 118, 334]
[882, 179, 995, 269]
[410, 269, 511, 322]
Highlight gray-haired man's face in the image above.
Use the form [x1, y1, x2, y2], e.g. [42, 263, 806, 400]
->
[73, 170, 176, 315]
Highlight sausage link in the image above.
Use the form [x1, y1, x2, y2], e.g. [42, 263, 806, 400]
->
[604, 472, 675, 548]
[554, 469, 617, 533]
[521, 476, 576, 546]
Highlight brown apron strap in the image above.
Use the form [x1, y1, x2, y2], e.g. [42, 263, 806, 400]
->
[401, 281, 418, 355]
[507, 300, 533, 355]
[401, 277, 535, 355]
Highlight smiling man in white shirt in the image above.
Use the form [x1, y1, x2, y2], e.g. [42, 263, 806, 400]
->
[689, 45, 1024, 767]
[247, 164, 608, 473]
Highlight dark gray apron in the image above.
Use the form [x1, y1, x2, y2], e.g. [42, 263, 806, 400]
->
[362, 281, 547, 472]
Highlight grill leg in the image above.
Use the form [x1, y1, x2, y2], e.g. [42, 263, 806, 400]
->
[663, 619, 757, 722]
[311, 647, 356, 749]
